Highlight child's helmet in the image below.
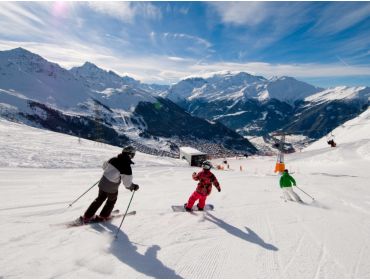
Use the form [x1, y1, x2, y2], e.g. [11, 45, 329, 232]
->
[122, 145, 136, 158]
[202, 160, 212, 170]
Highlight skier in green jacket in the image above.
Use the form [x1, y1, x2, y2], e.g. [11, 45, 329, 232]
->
[280, 169, 303, 203]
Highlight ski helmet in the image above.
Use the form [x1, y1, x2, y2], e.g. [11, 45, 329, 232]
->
[202, 160, 212, 170]
[122, 145, 136, 158]
[284, 169, 289, 173]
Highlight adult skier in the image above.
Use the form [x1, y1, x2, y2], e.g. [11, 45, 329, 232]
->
[80, 146, 139, 223]
[184, 160, 221, 211]
[280, 169, 302, 203]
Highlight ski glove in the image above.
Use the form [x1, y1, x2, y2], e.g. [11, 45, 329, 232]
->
[129, 183, 139, 192]
[217, 187, 221, 192]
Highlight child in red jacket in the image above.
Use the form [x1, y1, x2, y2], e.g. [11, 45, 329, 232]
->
[184, 160, 221, 211]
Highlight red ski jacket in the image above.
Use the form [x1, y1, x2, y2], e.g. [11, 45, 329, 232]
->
[192, 169, 221, 196]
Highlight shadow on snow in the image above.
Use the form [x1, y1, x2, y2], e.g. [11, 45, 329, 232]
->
[205, 213, 278, 251]
[91, 222, 182, 279]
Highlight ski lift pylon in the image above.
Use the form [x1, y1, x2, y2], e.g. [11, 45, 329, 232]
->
[271, 131, 287, 173]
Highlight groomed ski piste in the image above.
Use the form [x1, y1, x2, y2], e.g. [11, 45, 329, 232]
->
[1, 110, 370, 278]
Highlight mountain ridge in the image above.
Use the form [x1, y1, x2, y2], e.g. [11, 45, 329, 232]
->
[1, 47, 368, 155]
[0, 47, 257, 157]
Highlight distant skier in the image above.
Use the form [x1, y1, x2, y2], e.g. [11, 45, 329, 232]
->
[184, 160, 221, 211]
[280, 169, 302, 203]
[327, 139, 337, 147]
[80, 146, 139, 223]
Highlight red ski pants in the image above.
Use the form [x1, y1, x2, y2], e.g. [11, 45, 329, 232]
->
[187, 191, 207, 209]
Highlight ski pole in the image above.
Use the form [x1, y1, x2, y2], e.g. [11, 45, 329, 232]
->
[115, 190, 136, 239]
[295, 185, 315, 200]
[68, 180, 99, 207]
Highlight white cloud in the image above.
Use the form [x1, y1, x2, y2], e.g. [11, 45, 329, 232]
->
[161, 32, 212, 49]
[167, 56, 188, 62]
[178, 7, 190, 15]
[0, 40, 115, 69]
[208, 2, 312, 49]
[87, 2, 161, 23]
[87, 2, 135, 23]
[0, 2, 46, 25]
[0, 2, 47, 37]
[2, 40, 369, 85]
[0, 2, 89, 46]
[311, 3, 370, 36]
[209, 2, 269, 26]
[136, 2, 162, 20]
[188, 61, 370, 81]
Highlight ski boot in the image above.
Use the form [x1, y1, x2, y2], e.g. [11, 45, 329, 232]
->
[75, 215, 91, 225]
[184, 203, 192, 212]
[196, 203, 204, 211]
[92, 215, 110, 222]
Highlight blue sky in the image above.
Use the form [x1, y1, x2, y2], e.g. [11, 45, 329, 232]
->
[0, 1, 369, 87]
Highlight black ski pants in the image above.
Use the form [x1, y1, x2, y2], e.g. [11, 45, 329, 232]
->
[84, 189, 118, 218]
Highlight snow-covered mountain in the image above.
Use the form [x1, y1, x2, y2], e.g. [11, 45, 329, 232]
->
[70, 62, 140, 91]
[164, 72, 368, 144]
[69, 62, 162, 112]
[0, 47, 91, 109]
[1, 47, 368, 156]
[267, 76, 324, 103]
[163, 72, 326, 139]
[0, 48, 257, 156]
[283, 86, 370, 138]
[70, 62, 168, 96]
[166, 72, 322, 104]
[304, 86, 370, 104]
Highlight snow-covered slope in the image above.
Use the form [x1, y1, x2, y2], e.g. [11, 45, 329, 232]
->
[1, 118, 370, 278]
[0, 118, 182, 168]
[305, 108, 370, 152]
[305, 86, 370, 104]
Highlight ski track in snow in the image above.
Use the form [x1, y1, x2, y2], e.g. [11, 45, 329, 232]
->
[264, 212, 284, 277]
[0, 201, 69, 212]
[282, 234, 305, 275]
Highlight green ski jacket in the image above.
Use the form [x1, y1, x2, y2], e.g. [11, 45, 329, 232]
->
[279, 172, 296, 188]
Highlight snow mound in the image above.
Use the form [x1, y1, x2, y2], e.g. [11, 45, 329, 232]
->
[0, 118, 185, 168]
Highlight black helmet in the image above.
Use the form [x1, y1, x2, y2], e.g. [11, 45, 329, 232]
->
[202, 160, 212, 170]
[284, 169, 289, 173]
[122, 146, 136, 158]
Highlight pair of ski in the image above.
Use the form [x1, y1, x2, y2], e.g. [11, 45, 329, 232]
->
[67, 204, 214, 227]
[67, 209, 136, 228]
[280, 196, 306, 204]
